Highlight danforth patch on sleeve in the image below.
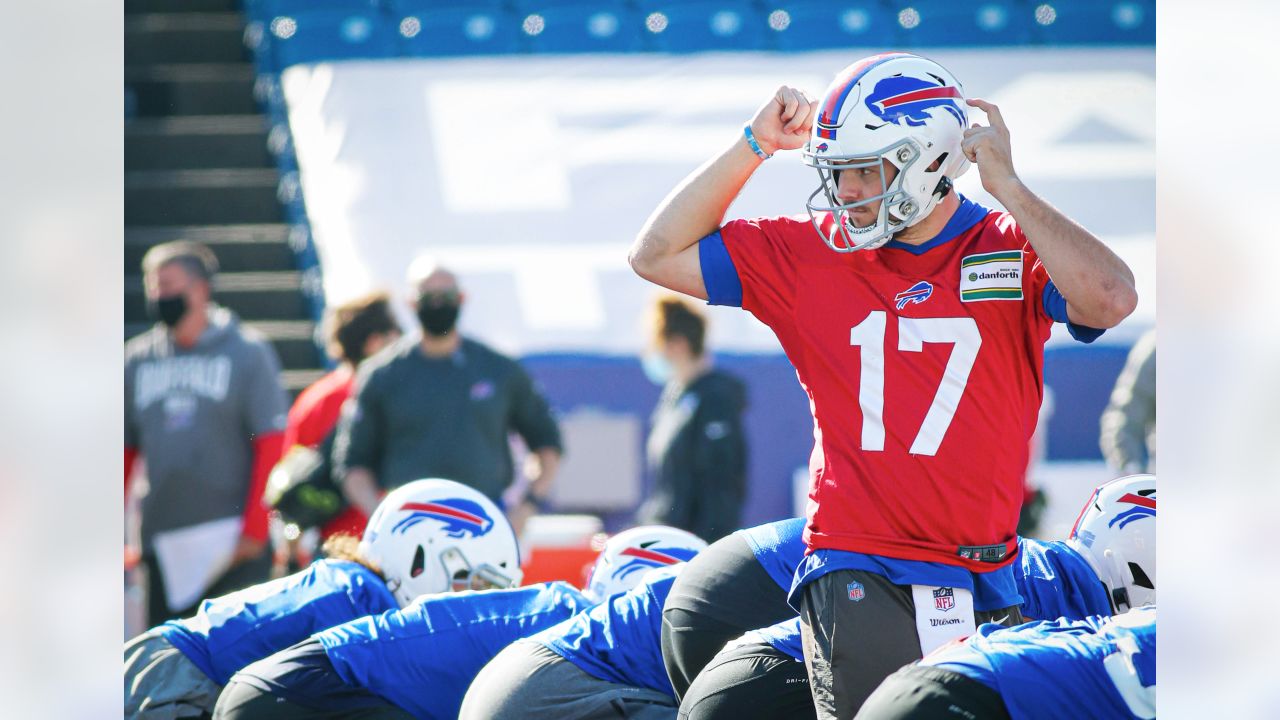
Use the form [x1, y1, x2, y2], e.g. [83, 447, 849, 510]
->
[959, 250, 1023, 302]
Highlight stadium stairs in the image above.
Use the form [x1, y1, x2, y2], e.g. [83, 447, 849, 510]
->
[125, 0, 323, 397]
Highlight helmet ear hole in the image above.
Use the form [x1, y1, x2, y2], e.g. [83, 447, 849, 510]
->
[410, 545, 425, 578]
[1129, 562, 1154, 590]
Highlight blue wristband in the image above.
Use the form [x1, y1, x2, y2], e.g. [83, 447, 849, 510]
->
[743, 124, 772, 160]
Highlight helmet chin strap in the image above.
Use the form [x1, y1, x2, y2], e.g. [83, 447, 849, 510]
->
[933, 176, 953, 201]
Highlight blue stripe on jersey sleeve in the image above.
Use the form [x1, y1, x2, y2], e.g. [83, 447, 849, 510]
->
[1042, 281, 1105, 344]
[699, 231, 743, 307]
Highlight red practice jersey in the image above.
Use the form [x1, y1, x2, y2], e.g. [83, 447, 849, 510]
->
[719, 201, 1056, 571]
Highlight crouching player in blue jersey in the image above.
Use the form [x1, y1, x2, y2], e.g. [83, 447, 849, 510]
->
[856, 606, 1156, 720]
[678, 475, 1156, 720]
[661, 517, 808, 700]
[123, 479, 520, 720]
[459, 527, 710, 720]
[212, 525, 706, 720]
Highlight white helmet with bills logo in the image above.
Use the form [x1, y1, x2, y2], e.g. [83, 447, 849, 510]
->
[1067, 474, 1156, 613]
[802, 52, 971, 253]
[584, 525, 707, 602]
[359, 478, 522, 607]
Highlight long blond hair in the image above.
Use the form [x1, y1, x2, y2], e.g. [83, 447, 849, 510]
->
[321, 532, 385, 579]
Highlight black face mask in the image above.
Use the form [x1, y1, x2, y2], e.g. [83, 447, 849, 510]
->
[147, 294, 189, 328]
[416, 297, 460, 337]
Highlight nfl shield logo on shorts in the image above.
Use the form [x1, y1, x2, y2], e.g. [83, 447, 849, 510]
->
[847, 581, 866, 602]
[933, 587, 955, 612]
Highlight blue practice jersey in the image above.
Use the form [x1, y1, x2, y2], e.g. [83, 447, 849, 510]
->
[317, 582, 591, 720]
[158, 559, 396, 685]
[736, 517, 807, 592]
[1016, 537, 1113, 622]
[538, 565, 681, 695]
[744, 616, 805, 663]
[925, 606, 1156, 720]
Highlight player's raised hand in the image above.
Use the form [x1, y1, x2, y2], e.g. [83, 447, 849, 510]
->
[748, 86, 818, 157]
[962, 98, 1022, 198]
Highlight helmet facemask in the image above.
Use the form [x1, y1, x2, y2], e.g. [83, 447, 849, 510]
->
[439, 545, 522, 592]
[804, 138, 922, 253]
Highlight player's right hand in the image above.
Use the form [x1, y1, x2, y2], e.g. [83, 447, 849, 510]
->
[748, 86, 818, 157]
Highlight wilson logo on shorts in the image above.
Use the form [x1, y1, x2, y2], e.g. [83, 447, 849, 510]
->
[847, 581, 866, 602]
[1109, 492, 1156, 529]
[392, 499, 495, 539]
[894, 280, 934, 310]
[612, 545, 697, 582]
[933, 587, 956, 612]
[959, 250, 1023, 302]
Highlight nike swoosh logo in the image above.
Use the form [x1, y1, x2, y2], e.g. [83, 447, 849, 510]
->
[990, 615, 1010, 625]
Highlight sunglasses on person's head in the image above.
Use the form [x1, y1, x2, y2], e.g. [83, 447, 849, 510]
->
[418, 289, 460, 305]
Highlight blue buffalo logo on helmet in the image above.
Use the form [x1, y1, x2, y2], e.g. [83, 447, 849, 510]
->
[865, 75, 966, 128]
[1108, 491, 1156, 530]
[391, 499, 495, 539]
[611, 544, 698, 581]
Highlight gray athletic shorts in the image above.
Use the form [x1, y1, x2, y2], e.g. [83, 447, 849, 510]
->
[799, 570, 1022, 720]
[459, 639, 678, 720]
[124, 628, 222, 720]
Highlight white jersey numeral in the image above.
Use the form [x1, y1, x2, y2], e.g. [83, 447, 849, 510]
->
[848, 312, 982, 456]
[849, 310, 888, 451]
[1102, 636, 1156, 719]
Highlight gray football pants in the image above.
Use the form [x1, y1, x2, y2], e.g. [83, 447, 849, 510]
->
[459, 639, 677, 720]
[799, 570, 1023, 720]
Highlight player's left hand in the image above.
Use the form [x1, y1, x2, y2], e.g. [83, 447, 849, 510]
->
[962, 98, 1022, 198]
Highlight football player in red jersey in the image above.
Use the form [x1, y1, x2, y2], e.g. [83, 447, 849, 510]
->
[629, 52, 1136, 719]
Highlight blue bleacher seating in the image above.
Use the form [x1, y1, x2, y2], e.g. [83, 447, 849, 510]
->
[267, 9, 397, 70]
[393, 4, 521, 57]
[1029, 0, 1154, 45]
[244, 0, 382, 24]
[518, 1, 643, 54]
[892, 0, 1033, 48]
[635, 1, 768, 53]
[768, 2, 897, 51]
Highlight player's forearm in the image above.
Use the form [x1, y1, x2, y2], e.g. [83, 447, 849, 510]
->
[527, 448, 560, 499]
[241, 432, 284, 541]
[342, 467, 383, 516]
[629, 136, 763, 293]
[995, 181, 1136, 328]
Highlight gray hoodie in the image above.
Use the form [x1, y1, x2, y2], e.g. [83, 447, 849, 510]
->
[125, 305, 288, 547]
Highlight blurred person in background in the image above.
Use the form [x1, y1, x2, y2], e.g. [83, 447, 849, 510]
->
[270, 292, 401, 572]
[1100, 329, 1156, 475]
[125, 240, 288, 627]
[332, 257, 563, 536]
[636, 295, 747, 543]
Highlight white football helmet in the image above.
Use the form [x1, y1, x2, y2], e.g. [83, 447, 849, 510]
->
[802, 52, 972, 253]
[359, 478, 522, 607]
[585, 525, 707, 602]
[1067, 474, 1156, 614]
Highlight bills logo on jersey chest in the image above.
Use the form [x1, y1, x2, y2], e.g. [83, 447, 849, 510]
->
[894, 281, 934, 310]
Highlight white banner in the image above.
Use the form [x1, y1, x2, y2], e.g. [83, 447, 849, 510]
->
[283, 48, 1154, 354]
